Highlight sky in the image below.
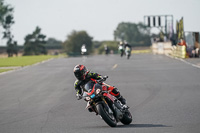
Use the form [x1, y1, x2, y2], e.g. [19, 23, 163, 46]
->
[1, 0, 200, 46]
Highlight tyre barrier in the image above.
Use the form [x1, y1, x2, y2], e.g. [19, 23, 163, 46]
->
[171, 45, 186, 58]
[151, 42, 172, 55]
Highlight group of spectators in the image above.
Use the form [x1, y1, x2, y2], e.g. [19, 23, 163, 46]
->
[181, 39, 200, 58]
[152, 30, 200, 58]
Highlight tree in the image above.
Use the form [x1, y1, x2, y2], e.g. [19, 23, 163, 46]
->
[45, 38, 62, 49]
[114, 22, 151, 46]
[0, 0, 18, 57]
[63, 30, 93, 56]
[97, 41, 118, 54]
[23, 26, 47, 55]
[0, 0, 13, 26]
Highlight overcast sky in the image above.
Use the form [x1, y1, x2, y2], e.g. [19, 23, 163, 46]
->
[1, 0, 200, 45]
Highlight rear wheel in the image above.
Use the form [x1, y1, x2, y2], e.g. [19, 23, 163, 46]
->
[120, 109, 132, 125]
[97, 104, 117, 127]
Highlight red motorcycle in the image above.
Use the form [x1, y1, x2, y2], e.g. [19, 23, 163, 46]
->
[82, 77, 132, 127]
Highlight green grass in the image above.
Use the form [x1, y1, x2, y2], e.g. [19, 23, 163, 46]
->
[0, 55, 57, 67]
[0, 69, 13, 73]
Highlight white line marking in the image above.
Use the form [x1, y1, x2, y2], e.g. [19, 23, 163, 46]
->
[111, 64, 118, 70]
[166, 55, 200, 69]
[179, 58, 200, 69]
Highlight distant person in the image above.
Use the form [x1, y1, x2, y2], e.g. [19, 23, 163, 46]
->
[124, 41, 132, 50]
[104, 44, 109, 55]
[81, 44, 87, 55]
[118, 41, 125, 57]
[194, 41, 200, 57]
[170, 37, 176, 46]
[124, 41, 132, 59]
[178, 39, 187, 47]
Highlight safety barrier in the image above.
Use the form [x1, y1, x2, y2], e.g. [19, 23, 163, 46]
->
[171, 45, 186, 58]
[151, 42, 172, 55]
[151, 42, 187, 58]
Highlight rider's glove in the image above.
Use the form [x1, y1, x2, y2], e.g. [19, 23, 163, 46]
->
[102, 76, 108, 81]
[76, 93, 82, 100]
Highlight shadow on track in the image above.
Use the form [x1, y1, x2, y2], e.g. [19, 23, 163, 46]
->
[116, 124, 171, 128]
[83, 123, 171, 129]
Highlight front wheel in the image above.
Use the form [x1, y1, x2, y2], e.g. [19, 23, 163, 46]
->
[127, 54, 130, 59]
[120, 109, 132, 125]
[96, 104, 117, 127]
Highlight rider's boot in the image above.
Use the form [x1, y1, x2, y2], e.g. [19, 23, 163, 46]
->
[88, 107, 94, 112]
[108, 86, 127, 105]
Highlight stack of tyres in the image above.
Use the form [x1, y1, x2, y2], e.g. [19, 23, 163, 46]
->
[177, 45, 186, 58]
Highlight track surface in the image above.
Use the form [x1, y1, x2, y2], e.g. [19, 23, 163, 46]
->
[0, 54, 200, 133]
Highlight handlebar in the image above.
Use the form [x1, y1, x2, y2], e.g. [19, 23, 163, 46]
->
[97, 76, 108, 84]
[103, 76, 108, 80]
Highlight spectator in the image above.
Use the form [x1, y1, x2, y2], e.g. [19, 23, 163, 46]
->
[178, 39, 187, 47]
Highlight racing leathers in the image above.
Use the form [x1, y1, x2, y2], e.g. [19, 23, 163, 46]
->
[74, 71, 126, 104]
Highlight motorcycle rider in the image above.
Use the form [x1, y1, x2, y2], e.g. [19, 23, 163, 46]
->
[74, 64, 126, 104]
[81, 44, 87, 55]
[124, 41, 132, 51]
[119, 41, 125, 57]
[124, 41, 132, 57]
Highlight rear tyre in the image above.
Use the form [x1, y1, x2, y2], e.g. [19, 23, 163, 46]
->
[120, 109, 132, 125]
[97, 104, 117, 127]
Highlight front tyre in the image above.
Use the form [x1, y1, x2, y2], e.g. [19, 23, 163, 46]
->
[96, 104, 117, 127]
[127, 54, 130, 59]
[120, 109, 132, 125]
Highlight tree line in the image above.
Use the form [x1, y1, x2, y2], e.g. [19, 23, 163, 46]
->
[0, 0, 17, 57]
[61, 22, 151, 56]
[0, 0, 151, 57]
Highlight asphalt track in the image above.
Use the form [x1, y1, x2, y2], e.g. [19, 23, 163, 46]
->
[0, 54, 200, 133]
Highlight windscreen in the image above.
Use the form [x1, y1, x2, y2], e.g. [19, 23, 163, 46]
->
[84, 81, 95, 92]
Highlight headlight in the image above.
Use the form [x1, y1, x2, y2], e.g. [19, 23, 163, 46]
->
[85, 96, 91, 101]
[96, 89, 101, 94]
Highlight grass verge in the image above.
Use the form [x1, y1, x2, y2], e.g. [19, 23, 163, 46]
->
[0, 69, 13, 73]
[0, 55, 57, 67]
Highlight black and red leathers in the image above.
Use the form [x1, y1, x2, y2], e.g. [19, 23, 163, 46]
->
[74, 71, 125, 104]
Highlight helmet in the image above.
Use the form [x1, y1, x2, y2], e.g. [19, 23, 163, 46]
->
[73, 65, 87, 80]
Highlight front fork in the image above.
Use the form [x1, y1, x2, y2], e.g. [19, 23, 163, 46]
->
[86, 96, 115, 116]
[101, 97, 113, 115]
[103, 96, 124, 120]
[86, 101, 98, 115]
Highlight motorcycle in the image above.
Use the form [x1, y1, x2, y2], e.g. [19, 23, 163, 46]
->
[82, 77, 132, 127]
[125, 47, 131, 59]
[81, 44, 87, 55]
[119, 45, 124, 57]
